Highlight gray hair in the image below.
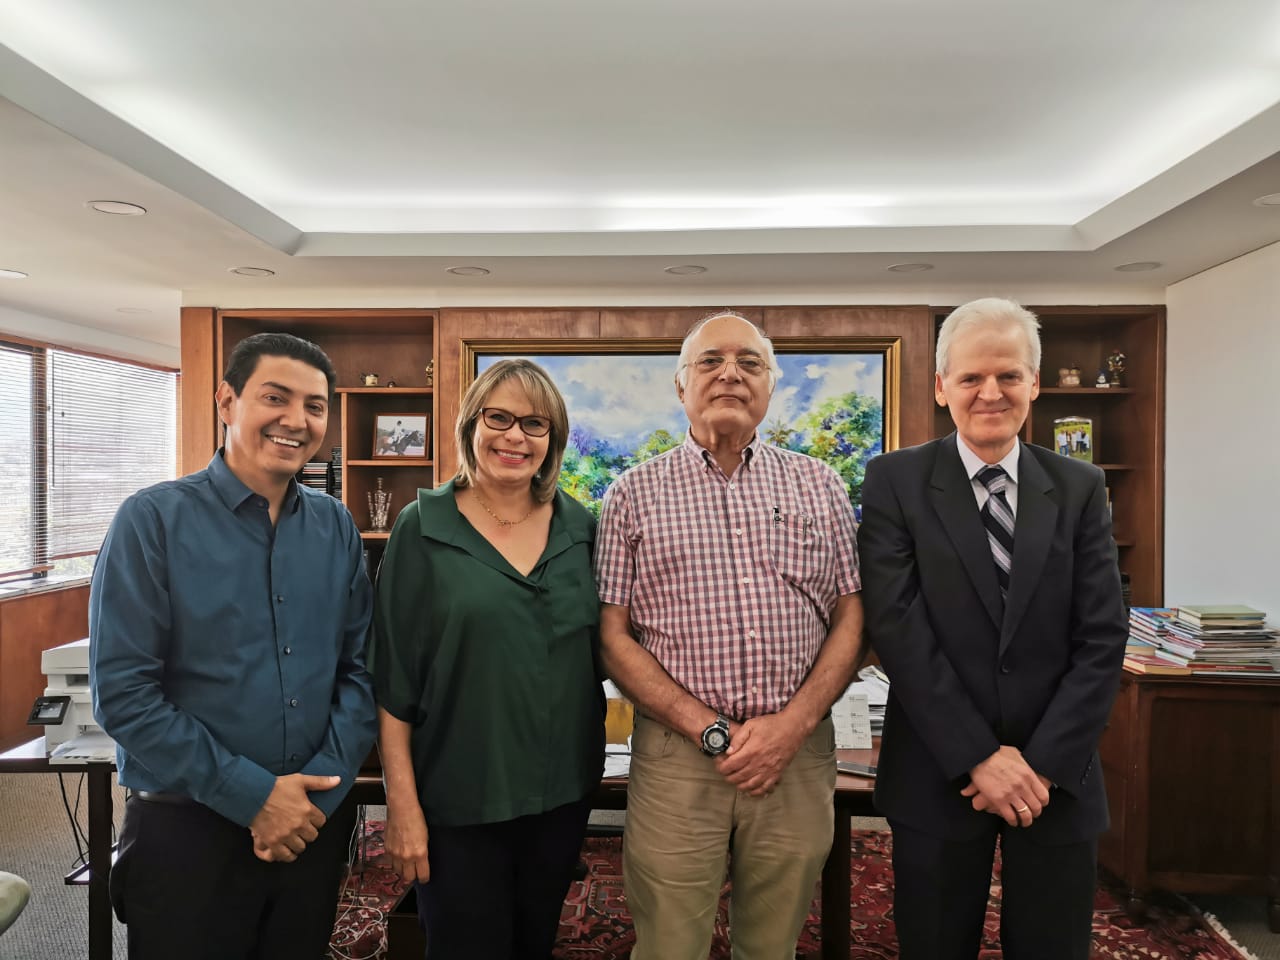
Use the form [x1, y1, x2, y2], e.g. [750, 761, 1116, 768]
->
[675, 310, 780, 391]
[936, 298, 1041, 376]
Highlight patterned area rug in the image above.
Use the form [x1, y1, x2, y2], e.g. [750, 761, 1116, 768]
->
[329, 823, 1258, 960]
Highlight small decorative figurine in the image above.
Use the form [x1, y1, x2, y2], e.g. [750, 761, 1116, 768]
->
[1106, 349, 1126, 387]
[1057, 365, 1082, 388]
[424, 361, 435, 387]
[367, 477, 393, 532]
[1096, 369, 1110, 388]
[361, 372, 380, 386]
[385, 379, 397, 388]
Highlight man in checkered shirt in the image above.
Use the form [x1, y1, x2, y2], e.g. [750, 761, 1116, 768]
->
[594, 311, 865, 960]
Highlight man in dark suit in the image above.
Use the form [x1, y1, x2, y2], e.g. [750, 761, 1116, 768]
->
[858, 298, 1127, 960]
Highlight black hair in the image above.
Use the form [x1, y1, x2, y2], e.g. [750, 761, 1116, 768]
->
[222, 333, 337, 396]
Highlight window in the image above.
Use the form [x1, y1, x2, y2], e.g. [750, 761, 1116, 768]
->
[0, 340, 177, 590]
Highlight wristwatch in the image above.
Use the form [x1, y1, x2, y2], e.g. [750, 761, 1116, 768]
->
[700, 714, 731, 756]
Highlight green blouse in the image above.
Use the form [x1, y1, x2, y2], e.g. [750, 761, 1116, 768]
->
[369, 481, 605, 827]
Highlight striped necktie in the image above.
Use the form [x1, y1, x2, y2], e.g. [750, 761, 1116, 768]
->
[977, 465, 1014, 600]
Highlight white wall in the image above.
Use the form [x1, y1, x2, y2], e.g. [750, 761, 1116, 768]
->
[0, 306, 178, 368]
[1165, 241, 1280, 615]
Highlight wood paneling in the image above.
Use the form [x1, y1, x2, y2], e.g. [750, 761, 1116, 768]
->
[179, 307, 217, 475]
[0, 585, 90, 750]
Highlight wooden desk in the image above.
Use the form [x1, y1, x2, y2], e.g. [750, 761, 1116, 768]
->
[354, 743, 880, 960]
[0, 737, 115, 960]
[1099, 673, 1280, 931]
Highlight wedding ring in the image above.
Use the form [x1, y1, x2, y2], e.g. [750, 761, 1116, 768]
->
[1015, 805, 1030, 813]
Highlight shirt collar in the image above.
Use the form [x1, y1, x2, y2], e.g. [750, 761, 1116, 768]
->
[417, 479, 592, 544]
[207, 449, 301, 514]
[681, 431, 759, 472]
[955, 434, 1020, 486]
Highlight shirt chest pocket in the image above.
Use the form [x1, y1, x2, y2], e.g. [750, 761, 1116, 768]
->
[768, 510, 834, 587]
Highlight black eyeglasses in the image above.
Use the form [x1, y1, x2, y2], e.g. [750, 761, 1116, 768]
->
[480, 407, 552, 438]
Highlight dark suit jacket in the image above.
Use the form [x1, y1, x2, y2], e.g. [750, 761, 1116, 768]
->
[858, 435, 1127, 843]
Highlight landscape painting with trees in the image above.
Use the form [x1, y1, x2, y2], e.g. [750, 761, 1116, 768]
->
[477, 349, 885, 518]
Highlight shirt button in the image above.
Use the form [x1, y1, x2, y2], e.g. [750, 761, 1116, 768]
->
[289, 754, 298, 762]
[289, 698, 299, 707]
[728, 483, 736, 490]
[283, 646, 292, 655]
[733, 528, 742, 536]
[1000, 664, 1011, 675]
[275, 595, 284, 604]
[747, 630, 757, 639]
[751, 685, 759, 694]
[740, 577, 750, 585]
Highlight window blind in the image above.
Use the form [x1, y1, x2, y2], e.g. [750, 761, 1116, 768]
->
[47, 350, 177, 560]
[0, 339, 177, 581]
[0, 344, 37, 578]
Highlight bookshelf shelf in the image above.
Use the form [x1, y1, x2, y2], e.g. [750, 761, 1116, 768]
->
[1037, 387, 1135, 395]
[347, 459, 433, 467]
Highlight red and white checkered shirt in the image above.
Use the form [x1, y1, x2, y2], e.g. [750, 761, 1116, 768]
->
[594, 433, 861, 720]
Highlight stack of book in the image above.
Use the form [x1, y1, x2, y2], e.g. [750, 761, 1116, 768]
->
[298, 460, 333, 495]
[1123, 604, 1280, 678]
[330, 445, 343, 498]
[1123, 607, 1189, 675]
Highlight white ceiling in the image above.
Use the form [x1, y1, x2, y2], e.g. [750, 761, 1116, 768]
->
[2, 0, 1280, 364]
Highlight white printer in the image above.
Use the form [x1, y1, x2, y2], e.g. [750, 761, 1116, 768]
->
[37, 638, 103, 750]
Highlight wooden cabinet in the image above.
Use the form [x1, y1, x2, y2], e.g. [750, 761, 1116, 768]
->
[178, 308, 437, 565]
[1099, 673, 1280, 931]
[932, 306, 1166, 607]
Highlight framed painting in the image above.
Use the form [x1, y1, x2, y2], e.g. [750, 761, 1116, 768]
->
[462, 337, 899, 518]
[372, 412, 430, 459]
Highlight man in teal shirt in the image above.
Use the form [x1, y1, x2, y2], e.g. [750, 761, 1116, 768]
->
[90, 333, 376, 960]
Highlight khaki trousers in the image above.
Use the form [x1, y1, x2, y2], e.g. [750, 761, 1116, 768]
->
[623, 713, 836, 960]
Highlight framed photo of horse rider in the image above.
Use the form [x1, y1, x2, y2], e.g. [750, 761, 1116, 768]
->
[372, 412, 429, 459]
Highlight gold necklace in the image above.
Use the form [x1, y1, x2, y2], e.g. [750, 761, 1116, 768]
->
[472, 490, 536, 527]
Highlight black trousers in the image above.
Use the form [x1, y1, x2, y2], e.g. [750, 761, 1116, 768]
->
[889, 817, 1098, 960]
[110, 792, 356, 960]
[414, 795, 593, 960]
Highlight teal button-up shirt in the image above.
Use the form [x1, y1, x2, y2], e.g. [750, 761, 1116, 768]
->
[89, 451, 377, 827]
[370, 481, 605, 827]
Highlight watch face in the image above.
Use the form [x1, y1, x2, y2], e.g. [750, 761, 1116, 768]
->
[702, 724, 729, 755]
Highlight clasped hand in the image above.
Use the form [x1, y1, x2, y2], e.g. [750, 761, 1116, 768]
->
[961, 745, 1052, 827]
[249, 773, 338, 862]
[715, 713, 806, 797]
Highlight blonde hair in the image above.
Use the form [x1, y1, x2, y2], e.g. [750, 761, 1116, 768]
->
[453, 359, 569, 503]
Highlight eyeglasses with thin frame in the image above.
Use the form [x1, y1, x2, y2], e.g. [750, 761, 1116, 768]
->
[479, 407, 552, 437]
[682, 354, 770, 377]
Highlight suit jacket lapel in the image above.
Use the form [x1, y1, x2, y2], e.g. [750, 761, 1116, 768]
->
[1000, 444, 1057, 654]
[929, 436, 1003, 630]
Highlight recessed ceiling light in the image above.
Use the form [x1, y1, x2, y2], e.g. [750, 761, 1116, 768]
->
[0, 268, 28, 280]
[663, 264, 707, 275]
[116, 307, 152, 314]
[446, 266, 491, 276]
[88, 200, 147, 216]
[886, 262, 934, 273]
[1113, 261, 1162, 272]
[229, 266, 276, 278]
[1252, 193, 1280, 207]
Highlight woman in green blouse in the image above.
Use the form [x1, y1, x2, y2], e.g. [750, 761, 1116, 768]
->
[370, 359, 605, 960]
